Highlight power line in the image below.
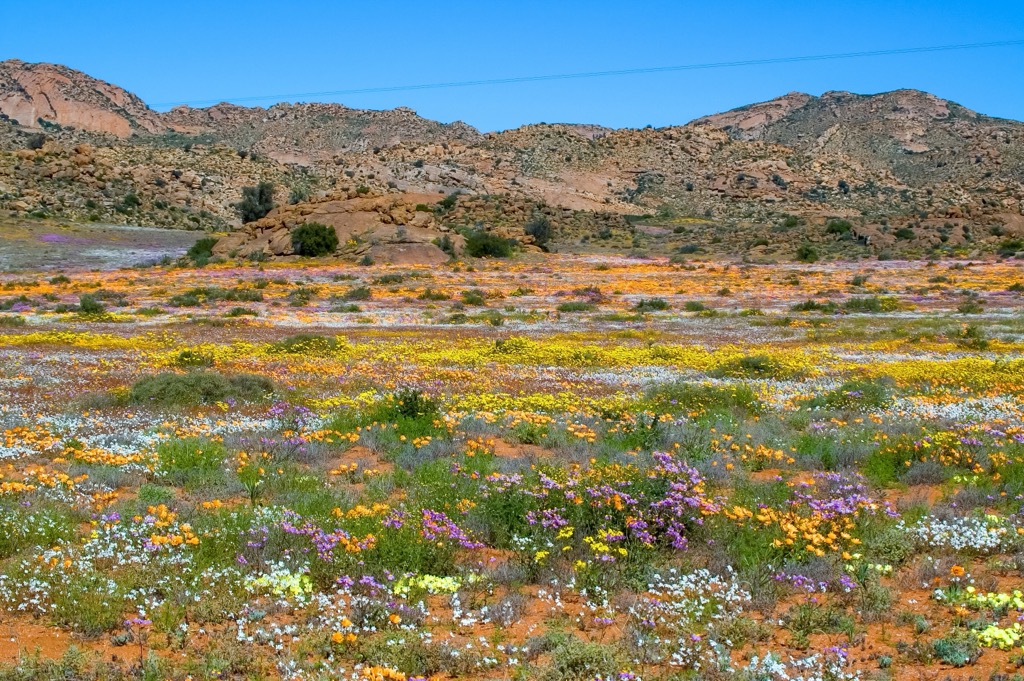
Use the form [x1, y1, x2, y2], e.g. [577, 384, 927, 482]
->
[152, 38, 1024, 108]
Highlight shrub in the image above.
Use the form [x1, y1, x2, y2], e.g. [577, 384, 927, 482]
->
[791, 300, 838, 313]
[524, 215, 553, 249]
[418, 288, 450, 301]
[235, 182, 275, 223]
[931, 629, 980, 667]
[796, 244, 819, 262]
[683, 300, 708, 312]
[557, 301, 595, 313]
[998, 239, 1024, 257]
[461, 289, 487, 306]
[634, 298, 669, 312]
[78, 294, 105, 315]
[292, 222, 339, 257]
[186, 237, 218, 264]
[437, 192, 460, 212]
[464, 230, 514, 258]
[342, 286, 372, 301]
[842, 296, 900, 313]
[894, 227, 915, 240]
[127, 372, 275, 406]
[825, 219, 853, 235]
[25, 133, 46, 150]
[539, 638, 618, 681]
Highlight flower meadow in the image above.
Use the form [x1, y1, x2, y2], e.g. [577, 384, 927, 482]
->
[2, 255, 1024, 679]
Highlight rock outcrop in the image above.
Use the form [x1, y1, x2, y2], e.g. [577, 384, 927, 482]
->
[0, 60, 163, 136]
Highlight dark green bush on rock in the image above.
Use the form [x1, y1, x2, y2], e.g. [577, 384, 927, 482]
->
[292, 222, 339, 257]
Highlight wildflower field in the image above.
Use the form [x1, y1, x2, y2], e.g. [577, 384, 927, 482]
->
[3, 254, 1024, 680]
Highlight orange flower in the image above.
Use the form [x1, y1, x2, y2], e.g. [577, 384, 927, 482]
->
[388, 613, 402, 625]
[950, 565, 966, 578]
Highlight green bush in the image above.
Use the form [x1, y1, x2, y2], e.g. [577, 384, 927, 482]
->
[825, 219, 853, 235]
[525, 215, 553, 250]
[931, 629, 980, 667]
[796, 244, 818, 262]
[78, 294, 105, 315]
[557, 301, 595, 313]
[842, 296, 900, 313]
[634, 298, 669, 312]
[464, 230, 514, 258]
[342, 286, 372, 301]
[292, 222, 339, 257]
[236, 182, 275, 223]
[186, 237, 219, 264]
[127, 372, 275, 406]
[791, 300, 838, 313]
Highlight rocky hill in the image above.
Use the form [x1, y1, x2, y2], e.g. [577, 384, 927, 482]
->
[1, 59, 1022, 260]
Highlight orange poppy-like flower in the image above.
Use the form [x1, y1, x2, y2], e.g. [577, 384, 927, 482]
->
[950, 565, 966, 578]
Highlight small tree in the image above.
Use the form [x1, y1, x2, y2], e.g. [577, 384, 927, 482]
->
[524, 215, 553, 250]
[236, 182, 275, 223]
[292, 222, 338, 257]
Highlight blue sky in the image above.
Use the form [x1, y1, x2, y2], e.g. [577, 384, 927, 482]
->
[2, 1, 1022, 131]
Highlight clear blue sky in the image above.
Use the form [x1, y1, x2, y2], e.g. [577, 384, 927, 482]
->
[2, 1, 1022, 131]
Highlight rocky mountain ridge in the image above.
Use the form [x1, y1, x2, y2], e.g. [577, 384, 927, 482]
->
[1, 59, 1022, 260]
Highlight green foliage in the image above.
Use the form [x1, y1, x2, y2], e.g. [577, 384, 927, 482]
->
[78, 294, 105, 315]
[791, 299, 838, 314]
[464, 230, 515, 258]
[796, 244, 819, 262]
[843, 296, 900, 313]
[803, 378, 894, 411]
[713, 354, 796, 379]
[156, 437, 227, 488]
[342, 286, 372, 301]
[539, 638, 619, 681]
[186, 237, 219, 264]
[437, 192, 460, 212]
[235, 182, 275, 223]
[292, 222, 339, 257]
[525, 215, 553, 250]
[127, 372, 275, 406]
[634, 298, 669, 312]
[557, 302, 595, 313]
[931, 629, 980, 667]
[646, 381, 762, 416]
[825, 219, 853, 235]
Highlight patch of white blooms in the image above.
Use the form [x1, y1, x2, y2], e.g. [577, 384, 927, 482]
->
[900, 514, 1022, 553]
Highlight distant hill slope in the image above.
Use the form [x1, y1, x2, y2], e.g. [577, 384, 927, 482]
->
[1, 59, 1022, 259]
